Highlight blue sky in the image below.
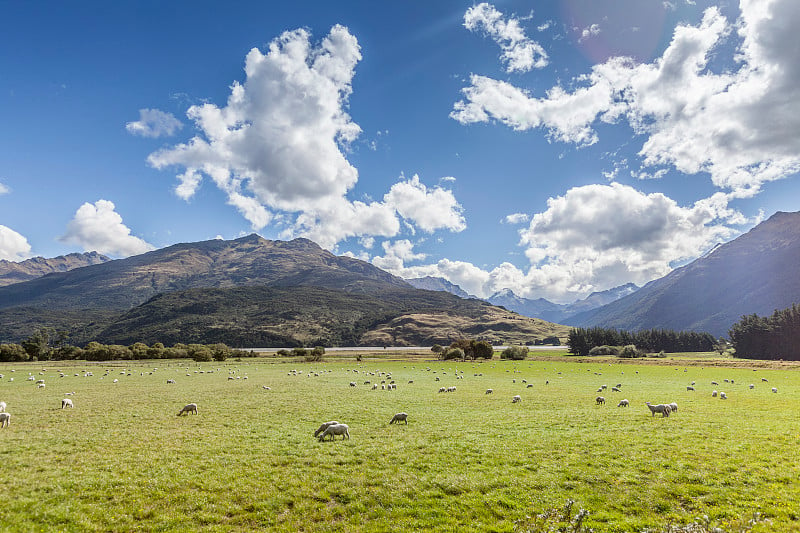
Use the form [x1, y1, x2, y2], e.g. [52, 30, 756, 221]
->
[2, 0, 799, 303]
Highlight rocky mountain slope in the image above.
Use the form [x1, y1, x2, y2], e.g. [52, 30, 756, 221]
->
[0, 252, 109, 287]
[569, 211, 800, 337]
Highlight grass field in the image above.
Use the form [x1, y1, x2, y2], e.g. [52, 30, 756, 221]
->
[0, 354, 798, 532]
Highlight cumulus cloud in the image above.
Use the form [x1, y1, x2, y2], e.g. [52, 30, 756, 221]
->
[579, 24, 601, 43]
[453, 1, 800, 194]
[381, 184, 749, 302]
[372, 239, 427, 271]
[503, 213, 530, 224]
[0, 182, 9, 195]
[464, 3, 548, 72]
[60, 200, 155, 257]
[126, 108, 183, 138]
[0, 225, 31, 261]
[149, 26, 465, 248]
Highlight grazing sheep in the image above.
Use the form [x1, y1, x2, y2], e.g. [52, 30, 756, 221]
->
[749, 384, 755, 389]
[645, 402, 670, 417]
[686, 386, 695, 391]
[438, 387, 446, 393]
[313, 420, 340, 437]
[762, 378, 768, 382]
[318, 423, 350, 441]
[512, 395, 521, 403]
[668, 402, 678, 413]
[0, 401, 6, 413]
[61, 399, 74, 409]
[772, 387, 778, 393]
[350, 382, 357, 387]
[37, 383, 46, 389]
[389, 412, 408, 425]
[167, 379, 176, 384]
[617, 399, 629, 407]
[611, 387, 621, 392]
[485, 389, 493, 394]
[177, 403, 198, 416]
[720, 392, 727, 399]
[712, 390, 718, 397]
[596, 396, 605, 405]
[372, 384, 378, 390]
[0, 412, 9, 428]
[526, 384, 533, 388]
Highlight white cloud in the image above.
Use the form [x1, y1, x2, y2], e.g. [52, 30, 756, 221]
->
[126, 108, 183, 138]
[0, 225, 31, 261]
[453, 1, 800, 195]
[383, 175, 466, 233]
[372, 239, 427, 271]
[464, 3, 548, 72]
[503, 213, 530, 224]
[148, 26, 465, 248]
[0, 182, 9, 195]
[60, 200, 155, 257]
[579, 24, 601, 43]
[382, 184, 749, 303]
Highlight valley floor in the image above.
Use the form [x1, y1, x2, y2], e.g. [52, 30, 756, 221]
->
[0, 354, 797, 531]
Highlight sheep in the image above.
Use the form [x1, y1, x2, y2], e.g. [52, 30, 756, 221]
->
[596, 396, 606, 405]
[0, 413, 9, 428]
[772, 387, 778, 393]
[37, 383, 46, 389]
[350, 382, 357, 387]
[177, 403, 198, 416]
[0, 401, 6, 413]
[167, 379, 176, 384]
[617, 399, 629, 407]
[526, 384, 533, 388]
[668, 402, 678, 413]
[686, 386, 695, 391]
[512, 395, 521, 403]
[61, 399, 74, 409]
[485, 389, 493, 394]
[438, 387, 446, 393]
[318, 423, 350, 441]
[762, 378, 769, 382]
[720, 392, 727, 399]
[645, 402, 671, 417]
[313, 420, 340, 437]
[711, 381, 718, 385]
[749, 384, 755, 389]
[611, 387, 621, 392]
[372, 384, 378, 390]
[712, 390, 718, 397]
[389, 412, 408, 425]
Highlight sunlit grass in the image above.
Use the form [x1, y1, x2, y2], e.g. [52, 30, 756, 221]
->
[0, 357, 798, 531]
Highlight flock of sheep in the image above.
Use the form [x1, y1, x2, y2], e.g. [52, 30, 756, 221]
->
[0, 360, 788, 442]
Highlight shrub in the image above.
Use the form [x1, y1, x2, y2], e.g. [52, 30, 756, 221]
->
[589, 345, 619, 356]
[291, 347, 308, 357]
[211, 343, 230, 362]
[442, 347, 464, 360]
[617, 345, 646, 358]
[500, 345, 528, 360]
[187, 344, 213, 362]
[276, 349, 291, 356]
[472, 340, 494, 359]
[431, 344, 443, 354]
[305, 346, 325, 362]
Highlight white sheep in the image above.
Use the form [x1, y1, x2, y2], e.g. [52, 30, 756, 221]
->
[512, 395, 521, 403]
[167, 379, 176, 384]
[712, 390, 718, 397]
[37, 383, 46, 389]
[350, 382, 356, 387]
[596, 396, 605, 405]
[720, 392, 727, 399]
[762, 378, 768, 382]
[177, 403, 198, 416]
[318, 423, 350, 441]
[485, 389, 493, 394]
[0, 412, 9, 428]
[668, 402, 678, 413]
[61, 399, 74, 409]
[389, 412, 408, 425]
[645, 402, 671, 417]
[772, 387, 778, 393]
[749, 384, 755, 389]
[686, 386, 695, 391]
[617, 399, 629, 407]
[372, 384, 378, 390]
[0, 401, 6, 413]
[313, 420, 340, 437]
[711, 381, 719, 385]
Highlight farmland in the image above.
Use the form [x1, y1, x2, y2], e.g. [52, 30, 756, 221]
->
[0, 354, 798, 532]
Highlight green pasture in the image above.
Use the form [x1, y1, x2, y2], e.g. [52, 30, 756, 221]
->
[0, 357, 798, 532]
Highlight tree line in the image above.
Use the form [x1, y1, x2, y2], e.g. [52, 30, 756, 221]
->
[728, 304, 800, 360]
[567, 327, 716, 356]
[0, 328, 255, 362]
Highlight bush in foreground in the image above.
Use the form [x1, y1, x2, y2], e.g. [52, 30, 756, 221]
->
[500, 345, 528, 360]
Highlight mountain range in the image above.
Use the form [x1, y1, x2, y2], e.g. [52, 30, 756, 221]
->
[0, 235, 568, 347]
